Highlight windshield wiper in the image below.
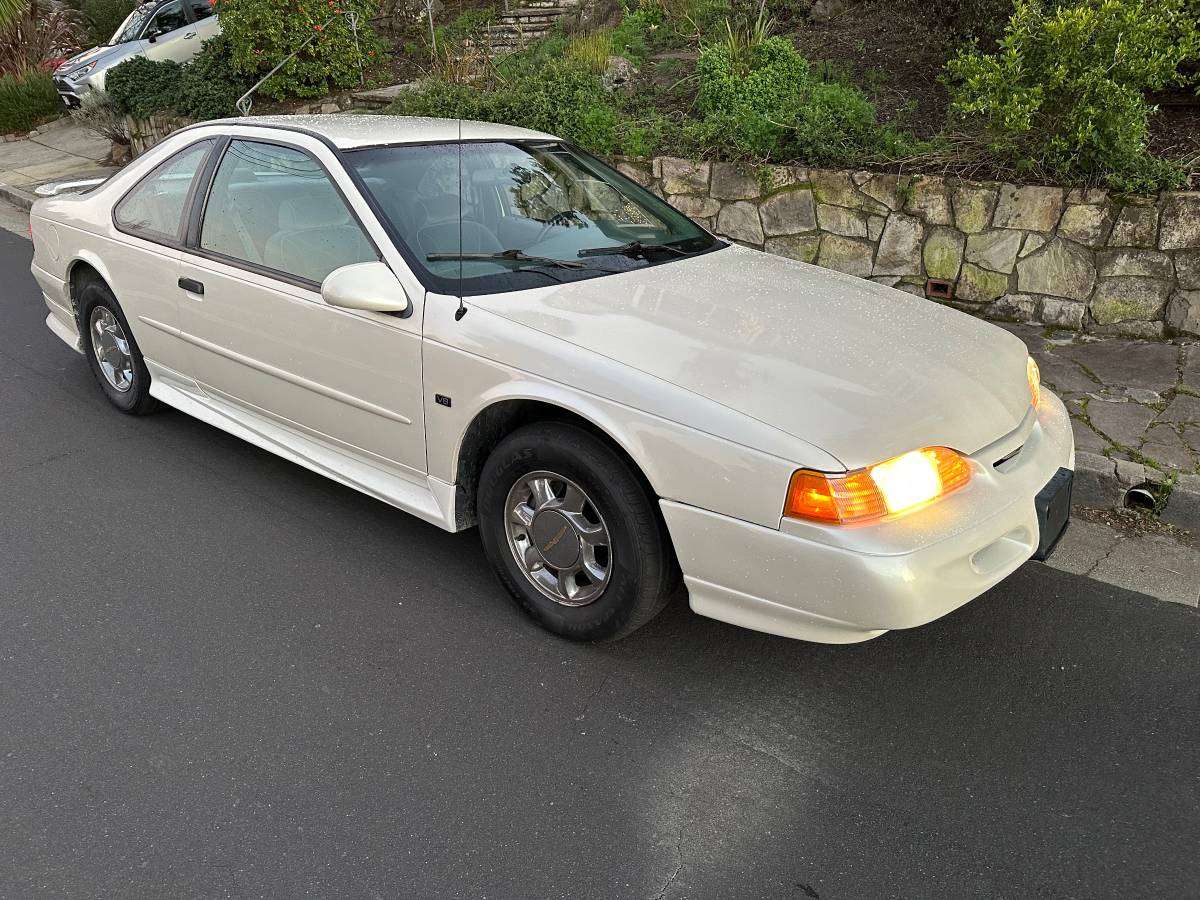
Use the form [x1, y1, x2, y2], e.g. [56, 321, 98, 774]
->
[576, 240, 693, 259]
[426, 249, 585, 269]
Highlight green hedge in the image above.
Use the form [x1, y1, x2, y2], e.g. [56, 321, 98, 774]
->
[106, 37, 246, 121]
[0, 69, 62, 134]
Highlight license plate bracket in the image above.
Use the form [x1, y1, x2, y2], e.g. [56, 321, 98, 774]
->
[1033, 467, 1073, 560]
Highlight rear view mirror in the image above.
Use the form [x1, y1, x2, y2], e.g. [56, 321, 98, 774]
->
[321, 262, 411, 315]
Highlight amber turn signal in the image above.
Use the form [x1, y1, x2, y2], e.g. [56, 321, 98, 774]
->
[786, 447, 972, 525]
[1027, 356, 1041, 408]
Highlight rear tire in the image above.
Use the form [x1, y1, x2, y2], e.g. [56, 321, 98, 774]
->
[478, 422, 679, 642]
[78, 281, 159, 416]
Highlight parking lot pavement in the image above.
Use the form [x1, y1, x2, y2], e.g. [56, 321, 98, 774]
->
[1, 228, 1197, 899]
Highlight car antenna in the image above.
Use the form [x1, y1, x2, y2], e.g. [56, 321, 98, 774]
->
[454, 115, 467, 321]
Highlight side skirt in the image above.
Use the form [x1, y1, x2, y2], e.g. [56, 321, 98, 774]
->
[145, 361, 460, 533]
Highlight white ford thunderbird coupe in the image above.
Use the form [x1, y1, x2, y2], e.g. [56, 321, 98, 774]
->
[30, 115, 1074, 643]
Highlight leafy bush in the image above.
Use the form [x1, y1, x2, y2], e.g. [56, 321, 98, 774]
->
[693, 34, 919, 162]
[0, 68, 62, 134]
[106, 54, 183, 118]
[216, 0, 385, 100]
[389, 61, 625, 154]
[106, 38, 246, 120]
[80, 0, 137, 45]
[945, 0, 1200, 190]
[178, 35, 246, 119]
[694, 36, 808, 156]
[608, 8, 656, 61]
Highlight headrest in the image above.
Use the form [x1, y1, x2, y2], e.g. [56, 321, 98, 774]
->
[278, 195, 351, 230]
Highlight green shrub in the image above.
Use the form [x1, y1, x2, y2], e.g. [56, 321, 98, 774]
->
[80, 0, 138, 45]
[0, 68, 61, 134]
[106, 55, 183, 118]
[694, 35, 918, 162]
[389, 61, 624, 154]
[106, 38, 247, 120]
[216, 0, 385, 100]
[178, 36, 246, 119]
[945, 0, 1200, 190]
[609, 8, 656, 61]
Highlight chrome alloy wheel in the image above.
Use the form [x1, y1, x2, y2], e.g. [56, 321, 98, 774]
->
[89, 306, 133, 393]
[504, 471, 613, 607]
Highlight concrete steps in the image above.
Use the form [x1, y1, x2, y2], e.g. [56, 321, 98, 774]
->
[462, 0, 580, 55]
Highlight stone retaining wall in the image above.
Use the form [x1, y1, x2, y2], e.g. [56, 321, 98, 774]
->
[123, 119, 1199, 335]
[614, 157, 1200, 338]
[126, 114, 197, 158]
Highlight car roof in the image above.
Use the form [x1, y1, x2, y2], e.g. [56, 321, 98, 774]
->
[214, 114, 559, 150]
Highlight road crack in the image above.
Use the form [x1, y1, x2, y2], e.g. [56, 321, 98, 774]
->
[652, 821, 686, 900]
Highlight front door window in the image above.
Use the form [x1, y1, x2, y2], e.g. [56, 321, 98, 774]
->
[199, 140, 378, 285]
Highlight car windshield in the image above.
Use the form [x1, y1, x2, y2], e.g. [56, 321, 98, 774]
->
[345, 140, 720, 294]
[109, 3, 155, 44]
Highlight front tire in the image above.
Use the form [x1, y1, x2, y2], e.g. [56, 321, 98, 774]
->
[79, 281, 159, 416]
[478, 422, 679, 641]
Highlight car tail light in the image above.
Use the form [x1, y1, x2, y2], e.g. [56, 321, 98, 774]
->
[786, 447, 971, 525]
[1027, 357, 1041, 408]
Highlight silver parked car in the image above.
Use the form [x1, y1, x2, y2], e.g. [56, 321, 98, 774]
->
[53, 0, 220, 107]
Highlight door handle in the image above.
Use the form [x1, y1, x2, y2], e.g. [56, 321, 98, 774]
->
[184, 31, 196, 38]
[179, 277, 204, 295]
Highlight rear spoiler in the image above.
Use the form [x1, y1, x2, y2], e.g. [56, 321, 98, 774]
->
[34, 176, 109, 198]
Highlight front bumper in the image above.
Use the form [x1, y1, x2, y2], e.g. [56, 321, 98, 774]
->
[53, 75, 90, 107]
[662, 390, 1075, 643]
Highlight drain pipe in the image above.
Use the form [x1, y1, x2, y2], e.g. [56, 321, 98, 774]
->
[1124, 484, 1157, 511]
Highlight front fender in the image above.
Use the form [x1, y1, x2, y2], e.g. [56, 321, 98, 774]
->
[423, 335, 815, 531]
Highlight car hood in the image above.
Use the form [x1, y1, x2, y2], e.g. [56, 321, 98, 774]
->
[475, 245, 1032, 470]
[57, 44, 124, 74]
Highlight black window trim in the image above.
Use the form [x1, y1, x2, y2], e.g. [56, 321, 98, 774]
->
[141, 0, 189, 38]
[160, 119, 726, 297]
[182, 134, 391, 301]
[182, 0, 210, 25]
[111, 136, 220, 248]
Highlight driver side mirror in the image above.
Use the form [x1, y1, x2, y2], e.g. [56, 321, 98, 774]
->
[321, 262, 411, 315]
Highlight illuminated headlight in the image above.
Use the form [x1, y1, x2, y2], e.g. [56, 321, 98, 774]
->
[786, 447, 972, 525]
[1027, 356, 1041, 408]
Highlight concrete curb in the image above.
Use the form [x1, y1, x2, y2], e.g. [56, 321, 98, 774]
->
[1074, 450, 1200, 530]
[0, 182, 34, 211]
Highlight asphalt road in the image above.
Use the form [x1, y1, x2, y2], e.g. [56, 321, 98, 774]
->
[1, 228, 1197, 900]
